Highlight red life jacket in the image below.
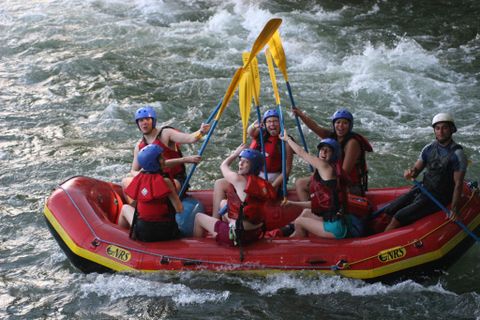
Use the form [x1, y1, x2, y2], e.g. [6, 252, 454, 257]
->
[125, 172, 174, 222]
[250, 134, 282, 173]
[310, 170, 341, 217]
[333, 132, 373, 194]
[227, 175, 277, 224]
[138, 126, 186, 179]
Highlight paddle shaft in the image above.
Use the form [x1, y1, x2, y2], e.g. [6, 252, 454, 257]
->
[277, 104, 288, 199]
[206, 100, 222, 124]
[286, 81, 313, 172]
[255, 106, 268, 180]
[178, 120, 219, 198]
[413, 180, 479, 243]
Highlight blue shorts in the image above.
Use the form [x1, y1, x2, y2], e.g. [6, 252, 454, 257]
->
[324, 219, 347, 239]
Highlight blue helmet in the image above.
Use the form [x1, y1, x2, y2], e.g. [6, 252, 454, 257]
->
[138, 144, 164, 172]
[135, 106, 157, 129]
[239, 148, 265, 175]
[331, 108, 353, 132]
[262, 109, 279, 124]
[317, 138, 341, 163]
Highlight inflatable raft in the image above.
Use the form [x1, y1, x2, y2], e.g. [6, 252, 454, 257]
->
[44, 176, 480, 282]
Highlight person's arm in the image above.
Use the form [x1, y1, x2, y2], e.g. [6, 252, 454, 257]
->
[404, 159, 425, 180]
[247, 120, 260, 138]
[450, 170, 466, 215]
[281, 132, 322, 169]
[221, 144, 246, 183]
[164, 155, 201, 168]
[271, 141, 293, 190]
[292, 107, 331, 138]
[165, 178, 183, 213]
[130, 144, 141, 177]
[342, 138, 361, 175]
[164, 123, 211, 144]
[283, 199, 311, 208]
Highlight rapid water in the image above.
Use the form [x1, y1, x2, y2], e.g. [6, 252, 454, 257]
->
[1, 0, 479, 319]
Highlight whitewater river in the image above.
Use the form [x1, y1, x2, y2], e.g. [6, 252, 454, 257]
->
[1, 0, 479, 319]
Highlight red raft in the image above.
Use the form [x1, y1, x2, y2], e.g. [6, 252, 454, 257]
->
[44, 176, 480, 282]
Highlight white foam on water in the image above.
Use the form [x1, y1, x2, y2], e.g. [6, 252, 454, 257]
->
[80, 273, 230, 306]
[242, 273, 461, 297]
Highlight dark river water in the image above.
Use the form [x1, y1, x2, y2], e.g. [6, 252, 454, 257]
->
[1, 0, 479, 319]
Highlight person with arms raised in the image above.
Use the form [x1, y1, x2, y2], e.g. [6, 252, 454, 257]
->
[123, 106, 210, 195]
[293, 108, 372, 197]
[211, 109, 293, 218]
[193, 145, 276, 246]
[281, 135, 348, 239]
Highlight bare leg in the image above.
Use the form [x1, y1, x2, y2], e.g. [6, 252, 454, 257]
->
[212, 178, 229, 218]
[122, 177, 135, 204]
[118, 204, 135, 228]
[295, 176, 311, 201]
[193, 213, 219, 237]
[290, 209, 335, 239]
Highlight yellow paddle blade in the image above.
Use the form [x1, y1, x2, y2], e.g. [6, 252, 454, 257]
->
[215, 67, 245, 121]
[242, 52, 261, 106]
[239, 66, 253, 143]
[268, 30, 288, 81]
[243, 18, 282, 69]
[265, 49, 281, 106]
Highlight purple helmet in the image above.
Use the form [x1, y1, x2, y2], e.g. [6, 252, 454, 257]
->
[135, 106, 157, 129]
[239, 148, 265, 175]
[317, 138, 341, 163]
[138, 144, 164, 172]
[331, 108, 353, 132]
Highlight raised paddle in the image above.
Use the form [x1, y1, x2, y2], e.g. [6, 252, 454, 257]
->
[179, 68, 245, 198]
[413, 180, 480, 243]
[239, 64, 253, 143]
[265, 49, 287, 201]
[268, 31, 311, 172]
[243, 18, 282, 69]
[242, 52, 268, 180]
[179, 18, 283, 197]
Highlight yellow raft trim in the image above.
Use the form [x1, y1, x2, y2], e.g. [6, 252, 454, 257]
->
[44, 204, 480, 278]
[44, 205, 136, 272]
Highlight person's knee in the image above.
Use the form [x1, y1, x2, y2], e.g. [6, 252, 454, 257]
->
[214, 178, 228, 190]
[122, 177, 132, 189]
[295, 177, 308, 189]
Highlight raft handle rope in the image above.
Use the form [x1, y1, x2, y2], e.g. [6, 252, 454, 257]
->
[343, 186, 479, 269]
[56, 178, 479, 271]
[59, 182, 340, 270]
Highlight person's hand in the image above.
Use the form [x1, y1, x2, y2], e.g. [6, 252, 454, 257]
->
[233, 143, 247, 157]
[199, 123, 210, 135]
[185, 155, 202, 164]
[279, 130, 290, 142]
[404, 168, 415, 181]
[280, 199, 291, 207]
[448, 209, 458, 221]
[292, 107, 305, 118]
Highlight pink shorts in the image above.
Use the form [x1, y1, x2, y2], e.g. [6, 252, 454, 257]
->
[214, 220, 262, 246]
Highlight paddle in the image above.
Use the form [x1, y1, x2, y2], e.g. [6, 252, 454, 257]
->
[242, 52, 268, 180]
[268, 30, 312, 172]
[265, 49, 287, 201]
[179, 68, 245, 198]
[243, 18, 282, 69]
[239, 63, 253, 143]
[413, 180, 479, 243]
[179, 18, 283, 198]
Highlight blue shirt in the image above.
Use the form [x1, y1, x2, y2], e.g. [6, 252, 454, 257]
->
[419, 141, 467, 172]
